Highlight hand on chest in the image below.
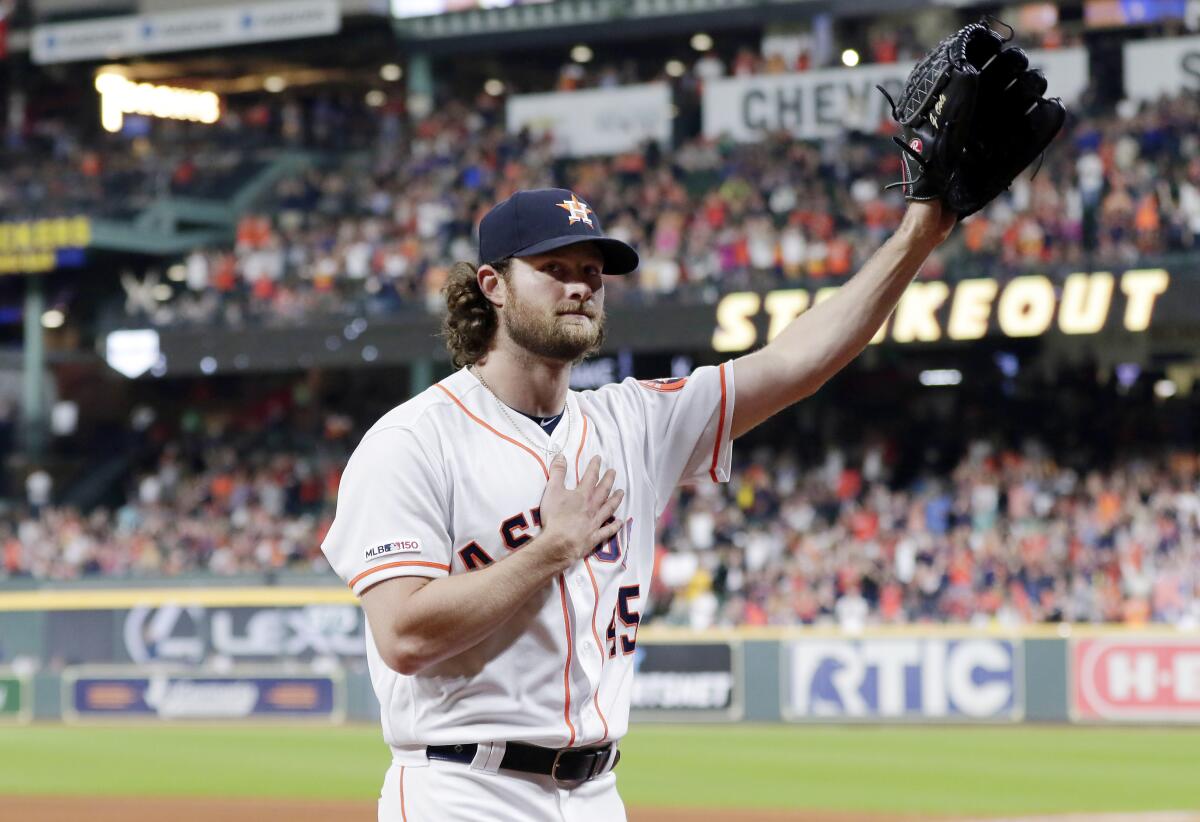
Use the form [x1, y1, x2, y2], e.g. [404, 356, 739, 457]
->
[449, 465, 634, 573]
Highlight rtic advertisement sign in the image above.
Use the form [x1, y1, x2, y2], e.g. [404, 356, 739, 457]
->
[784, 638, 1021, 721]
[65, 670, 342, 721]
[631, 641, 739, 719]
[1073, 638, 1200, 723]
[121, 604, 365, 663]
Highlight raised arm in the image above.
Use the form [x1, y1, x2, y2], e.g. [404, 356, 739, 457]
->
[731, 200, 956, 439]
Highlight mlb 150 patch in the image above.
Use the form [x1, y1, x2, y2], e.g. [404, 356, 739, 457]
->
[365, 540, 422, 562]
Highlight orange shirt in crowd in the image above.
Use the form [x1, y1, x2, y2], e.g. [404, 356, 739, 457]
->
[827, 237, 852, 275]
[963, 216, 990, 252]
[1134, 193, 1160, 234]
[236, 216, 272, 249]
[850, 509, 879, 541]
[213, 255, 237, 291]
[3, 539, 21, 573]
[836, 468, 862, 501]
[879, 583, 903, 621]
[1096, 491, 1121, 527]
[252, 278, 275, 300]
[744, 600, 769, 626]
[948, 551, 974, 587]
[210, 473, 234, 502]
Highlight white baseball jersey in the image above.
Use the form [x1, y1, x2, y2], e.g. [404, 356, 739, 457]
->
[321, 363, 734, 761]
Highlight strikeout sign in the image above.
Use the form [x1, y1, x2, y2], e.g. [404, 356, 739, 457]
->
[712, 269, 1170, 352]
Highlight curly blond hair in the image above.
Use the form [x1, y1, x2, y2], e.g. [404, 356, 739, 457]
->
[441, 259, 509, 368]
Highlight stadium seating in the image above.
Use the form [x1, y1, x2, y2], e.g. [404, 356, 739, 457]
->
[101, 91, 1200, 328]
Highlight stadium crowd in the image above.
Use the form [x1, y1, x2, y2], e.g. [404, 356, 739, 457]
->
[6, 25, 1198, 630]
[7, 444, 343, 580]
[652, 442, 1200, 629]
[6, 425, 1198, 629]
[125, 87, 1200, 328]
[1, 91, 384, 220]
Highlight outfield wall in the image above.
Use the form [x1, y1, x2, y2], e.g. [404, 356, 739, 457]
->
[1, 587, 1197, 725]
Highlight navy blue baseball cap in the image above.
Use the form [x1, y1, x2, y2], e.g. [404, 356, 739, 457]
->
[478, 188, 639, 275]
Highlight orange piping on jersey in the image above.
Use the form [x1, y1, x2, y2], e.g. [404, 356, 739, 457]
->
[434, 383, 549, 478]
[399, 766, 407, 822]
[575, 414, 611, 743]
[637, 378, 688, 392]
[584, 558, 611, 743]
[709, 362, 728, 483]
[557, 574, 577, 746]
[574, 414, 589, 479]
[349, 560, 450, 590]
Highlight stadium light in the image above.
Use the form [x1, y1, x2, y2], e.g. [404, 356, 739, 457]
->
[380, 64, 403, 82]
[691, 33, 713, 52]
[484, 79, 506, 96]
[571, 44, 593, 63]
[665, 60, 686, 78]
[919, 369, 962, 386]
[842, 48, 860, 67]
[41, 309, 65, 329]
[264, 75, 287, 93]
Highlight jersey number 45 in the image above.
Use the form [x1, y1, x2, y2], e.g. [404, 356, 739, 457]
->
[605, 584, 641, 658]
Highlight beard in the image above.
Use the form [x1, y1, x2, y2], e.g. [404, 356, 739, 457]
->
[501, 284, 606, 364]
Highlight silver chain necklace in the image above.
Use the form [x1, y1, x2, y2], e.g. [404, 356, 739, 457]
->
[471, 366, 571, 462]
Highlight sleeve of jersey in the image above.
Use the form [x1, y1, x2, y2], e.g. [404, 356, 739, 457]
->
[321, 427, 453, 596]
[630, 362, 735, 509]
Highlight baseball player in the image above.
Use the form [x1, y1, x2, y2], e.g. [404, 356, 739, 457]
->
[320, 186, 955, 820]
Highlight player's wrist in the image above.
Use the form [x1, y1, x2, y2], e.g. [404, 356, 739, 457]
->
[529, 526, 580, 570]
[903, 202, 952, 243]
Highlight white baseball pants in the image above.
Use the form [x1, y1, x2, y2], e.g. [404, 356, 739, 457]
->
[378, 758, 627, 822]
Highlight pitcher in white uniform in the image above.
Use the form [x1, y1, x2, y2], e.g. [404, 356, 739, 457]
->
[320, 187, 956, 820]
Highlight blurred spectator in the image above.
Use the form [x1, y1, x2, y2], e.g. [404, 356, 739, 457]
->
[26, 468, 52, 514]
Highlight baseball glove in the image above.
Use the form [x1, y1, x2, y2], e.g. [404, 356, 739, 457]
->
[879, 19, 1066, 218]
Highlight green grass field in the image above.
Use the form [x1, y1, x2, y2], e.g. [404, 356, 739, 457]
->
[2, 723, 1198, 816]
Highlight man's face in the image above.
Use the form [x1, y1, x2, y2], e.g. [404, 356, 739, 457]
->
[498, 242, 606, 363]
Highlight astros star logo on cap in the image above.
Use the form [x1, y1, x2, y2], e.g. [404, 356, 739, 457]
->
[556, 194, 594, 227]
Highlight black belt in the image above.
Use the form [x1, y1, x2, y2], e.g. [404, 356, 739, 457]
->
[427, 741, 619, 788]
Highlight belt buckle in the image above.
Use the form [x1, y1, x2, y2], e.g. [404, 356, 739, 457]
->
[550, 749, 585, 790]
[551, 745, 609, 790]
